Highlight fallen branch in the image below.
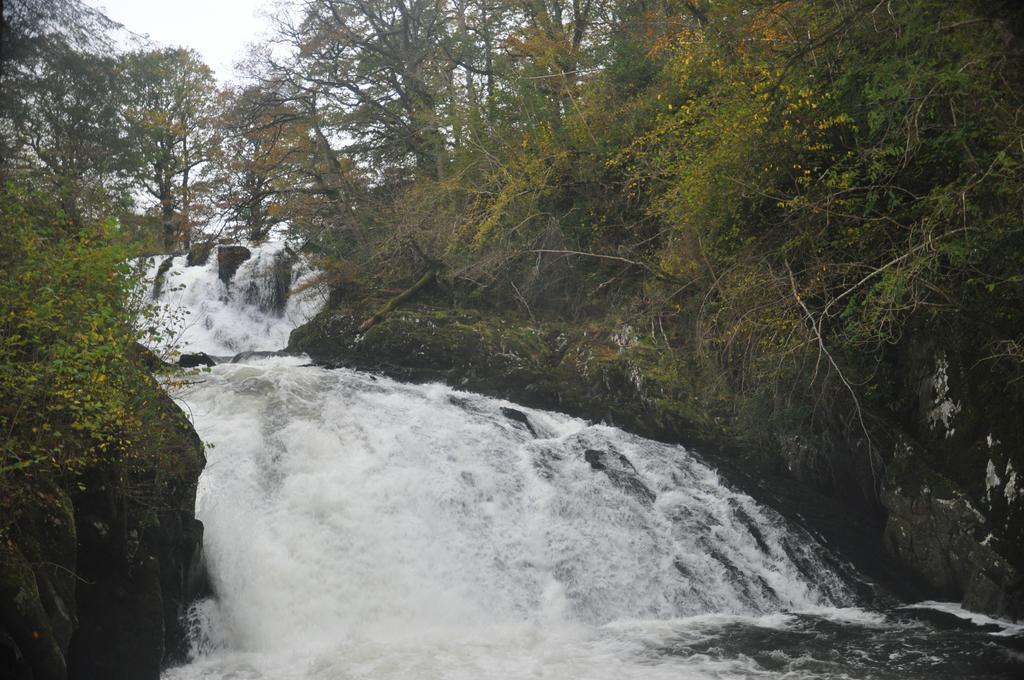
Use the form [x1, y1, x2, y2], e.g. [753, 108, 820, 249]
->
[358, 268, 438, 334]
[526, 249, 689, 286]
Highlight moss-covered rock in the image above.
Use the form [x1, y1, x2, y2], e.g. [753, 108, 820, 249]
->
[0, 372, 206, 680]
[288, 307, 726, 447]
[67, 385, 205, 679]
[0, 485, 76, 680]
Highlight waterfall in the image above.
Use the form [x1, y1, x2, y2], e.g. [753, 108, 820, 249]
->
[139, 242, 325, 357]
[153, 245, 1023, 680]
[168, 359, 853, 679]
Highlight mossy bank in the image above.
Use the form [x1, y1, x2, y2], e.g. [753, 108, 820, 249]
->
[0, 361, 206, 680]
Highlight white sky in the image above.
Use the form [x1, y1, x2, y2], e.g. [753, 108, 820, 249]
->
[84, 0, 279, 81]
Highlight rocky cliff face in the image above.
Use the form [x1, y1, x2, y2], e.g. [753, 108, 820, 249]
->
[0, 385, 205, 680]
[287, 304, 1023, 620]
[880, 322, 1024, 620]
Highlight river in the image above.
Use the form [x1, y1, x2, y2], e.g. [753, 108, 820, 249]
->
[145, 244, 1023, 679]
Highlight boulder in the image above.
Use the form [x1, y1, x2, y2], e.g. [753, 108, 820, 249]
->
[229, 350, 291, 363]
[882, 439, 1024, 620]
[217, 245, 251, 284]
[150, 257, 175, 300]
[177, 352, 216, 368]
[583, 448, 655, 503]
[186, 241, 215, 267]
[500, 407, 537, 437]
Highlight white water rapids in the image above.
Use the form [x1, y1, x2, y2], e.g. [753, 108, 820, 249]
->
[140, 241, 323, 356]
[152, 244, 1022, 680]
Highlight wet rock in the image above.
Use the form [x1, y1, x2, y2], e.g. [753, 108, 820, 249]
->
[230, 350, 291, 363]
[882, 444, 1024, 620]
[583, 449, 655, 503]
[68, 388, 205, 678]
[150, 257, 175, 299]
[217, 245, 251, 284]
[178, 352, 216, 368]
[186, 241, 215, 267]
[500, 407, 537, 437]
[531, 449, 563, 479]
[267, 249, 294, 315]
[584, 448, 635, 473]
[881, 320, 1024, 620]
[448, 396, 472, 409]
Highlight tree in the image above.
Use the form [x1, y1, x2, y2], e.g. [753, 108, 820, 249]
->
[1, 0, 132, 227]
[212, 86, 317, 243]
[264, 0, 456, 178]
[121, 48, 220, 250]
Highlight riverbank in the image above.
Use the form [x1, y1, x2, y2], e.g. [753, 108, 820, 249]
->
[0, 352, 206, 680]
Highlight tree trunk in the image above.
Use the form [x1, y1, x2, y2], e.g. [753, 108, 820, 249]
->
[358, 268, 438, 334]
[161, 197, 176, 251]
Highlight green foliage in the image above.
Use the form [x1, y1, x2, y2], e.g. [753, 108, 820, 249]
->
[6, 0, 1015, 504]
[120, 47, 220, 250]
[0, 184, 162, 526]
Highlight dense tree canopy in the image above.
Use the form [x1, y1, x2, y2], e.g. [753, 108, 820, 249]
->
[2, 0, 1022, 502]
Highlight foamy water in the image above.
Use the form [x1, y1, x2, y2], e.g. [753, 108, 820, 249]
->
[152, 246, 1023, 680]
[138, 242, 325, 356]
[166, 357, 854, 679]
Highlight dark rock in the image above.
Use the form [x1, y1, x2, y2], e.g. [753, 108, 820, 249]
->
[0, 483, 77, 680]
[158, 512, 206, 661]
[882, 443, 1024, 620]
[0, 536, 70, 680]
[584, 449, 607, 471]
[186, 241, 215, 267]
[878, 318, 1024, 620]
[67, 388, 205, 679]
[584, 449, 638, 475]
[500, 407, 537, 437]
[151, 257, 175, 299]
[230, 350, 291, 363]
[217, 245, 251, 284]
[582, 449, 655, 503]
[448, 396, 472, 409]
[68, 510, 165, 680]
[0, 631, 31, 680]
[728, 499, 772, 555]
[178, 352, 216, 368]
